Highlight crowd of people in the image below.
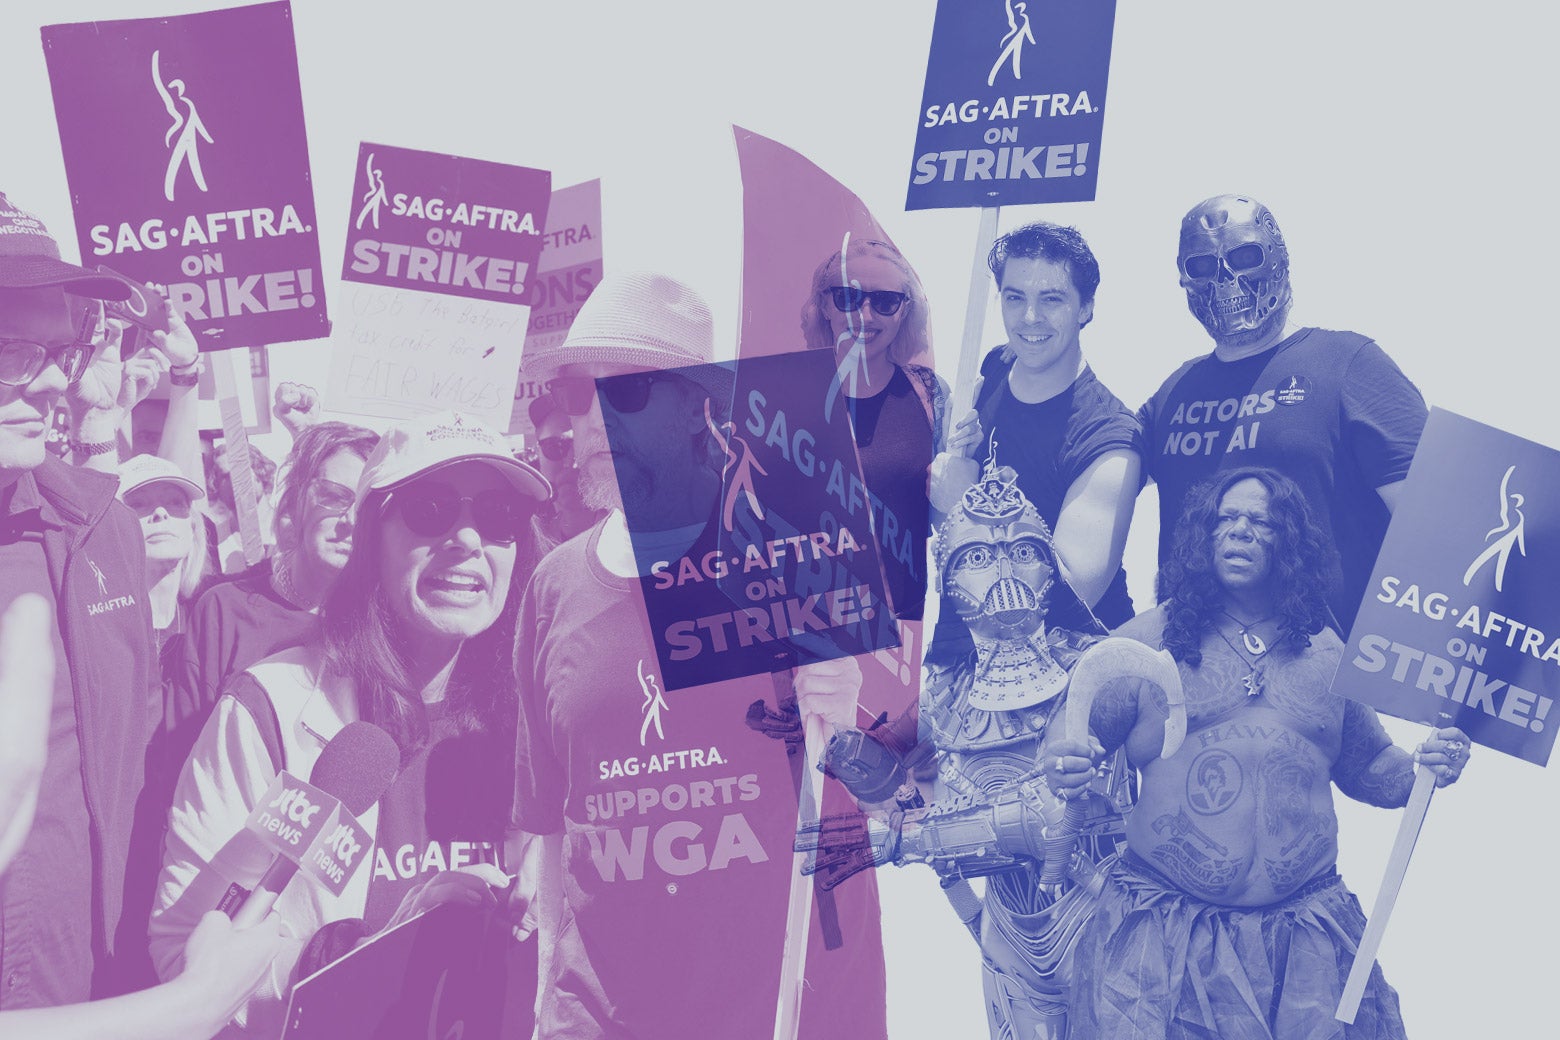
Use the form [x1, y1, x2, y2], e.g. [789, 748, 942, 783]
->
[0, 181, 1473, 1040]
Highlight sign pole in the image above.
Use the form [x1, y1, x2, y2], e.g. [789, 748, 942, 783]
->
[773, 708, 829, 1040]
[212, 348, 265, 567]
[951, 206, 1000, 419]
[1335, 718, 1449, 1023]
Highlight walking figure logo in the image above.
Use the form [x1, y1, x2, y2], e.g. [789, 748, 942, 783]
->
[823, 231, 877, 424]
[152, 50, 214, 203]
[706, 398, 768, 533]
[638, 659, 669, 746]
[988, 0, 1037, 87]
[88, 558, 109, 596]
[356, 152, 389, 230]
[1462, 464, 1526, 592]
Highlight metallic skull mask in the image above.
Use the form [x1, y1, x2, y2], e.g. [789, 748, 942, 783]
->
[934, 448, 1068, 708]
[1178, 195, 1292, 345]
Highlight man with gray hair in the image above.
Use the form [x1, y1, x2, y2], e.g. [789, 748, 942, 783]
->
[511, 272, 888, 1039]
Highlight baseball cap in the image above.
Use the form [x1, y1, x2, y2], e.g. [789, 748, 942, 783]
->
[0, 192, 131, 300]
[356, 410, 551, 507]
[118, 454, 205, 500]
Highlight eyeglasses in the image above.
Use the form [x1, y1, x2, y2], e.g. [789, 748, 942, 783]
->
[826, 286, 908, 316]
[305, 478, 357, 516]
[386, 480, 531, 544]
[547, 372, 682, 416]
[1183, 244, 1266, 280]
[0, 339, 95, 388]
[536, 432, 574, 462]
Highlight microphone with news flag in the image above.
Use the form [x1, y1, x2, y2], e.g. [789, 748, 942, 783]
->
[221, 721, 400, 929]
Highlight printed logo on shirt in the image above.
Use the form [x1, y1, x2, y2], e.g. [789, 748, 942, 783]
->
[84, 556, 138, 616]
[1462, 464, 1527, 593]
[1275, 375, 1312, 406]
[638, 659, 670, 745]
[372, 840, 498, 883]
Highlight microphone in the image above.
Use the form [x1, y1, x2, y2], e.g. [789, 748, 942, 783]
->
[224, 721, 399, 928]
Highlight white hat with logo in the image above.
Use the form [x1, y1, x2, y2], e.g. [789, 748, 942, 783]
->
[117, 454, 205, 500]
[355, 410, 551, 508]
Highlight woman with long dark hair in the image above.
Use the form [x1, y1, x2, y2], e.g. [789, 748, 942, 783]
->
[149, 411, 548, 1038]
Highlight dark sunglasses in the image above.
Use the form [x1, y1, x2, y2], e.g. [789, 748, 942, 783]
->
[826, 286, 908, 316]
[0, 339, 95, 388]
[547, 372, 682, 416]
[536, 432, 574, 462]
[1183, 244, 1266, 280]
[386, 481, 531, 544]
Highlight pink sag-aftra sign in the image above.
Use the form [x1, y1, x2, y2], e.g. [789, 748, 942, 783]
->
[42, 1, 328, 350]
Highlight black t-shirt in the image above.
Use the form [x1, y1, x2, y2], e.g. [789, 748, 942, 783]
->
[1137, 328, 1426, 630]
[164, 560, 318, 774]
[847, 366, 936, 621]
[363, 703, 512, 931]
[973, 353, 1138, 626]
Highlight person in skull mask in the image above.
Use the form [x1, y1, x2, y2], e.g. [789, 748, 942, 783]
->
[1136, 195, 1427, 631]
[796, 446, 1144, 1040]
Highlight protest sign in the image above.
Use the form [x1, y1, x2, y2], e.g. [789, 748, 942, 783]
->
[1339, 408, 1560, 766]
[42, 1, 328, 349]
[906, 0, 1117, 210]
[325, 142, 549, 431]
[511, 178, 602, 437]
[611, 351, 898, 692]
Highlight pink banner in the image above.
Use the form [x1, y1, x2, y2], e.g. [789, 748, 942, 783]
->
[511, 178, 603, 437]
[42, 1, 328, 350]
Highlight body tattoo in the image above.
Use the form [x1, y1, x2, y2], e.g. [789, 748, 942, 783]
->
[1257, 746, 1329, 887]
[1150, 809, 1244, 895]
[1185, 748, 1243, 815]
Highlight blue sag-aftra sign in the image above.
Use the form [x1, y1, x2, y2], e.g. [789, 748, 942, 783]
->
[906, 0, 1117, 210]
[1339, 409, 1560, 766]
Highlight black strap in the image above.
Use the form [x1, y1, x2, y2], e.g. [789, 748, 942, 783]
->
[230, 677, 286, 774]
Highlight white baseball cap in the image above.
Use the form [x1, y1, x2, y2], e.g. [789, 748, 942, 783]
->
[355, 410, 551, 507]
[118, 454, 205, 500]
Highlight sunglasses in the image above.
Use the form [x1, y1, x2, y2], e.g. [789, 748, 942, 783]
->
[536, 432, 574, 462]
[1182, 244, 1266, 280]
[305, 477, 357, 516]
[0, 339, 95, 388]
[547, 372, 683, 416]
[123, 488, 194, 520]
[826, 286, 908, 316]
[386, 480, 531, 544]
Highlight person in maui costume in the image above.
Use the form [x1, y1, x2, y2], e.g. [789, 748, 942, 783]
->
[797, 448, 1185, 1039]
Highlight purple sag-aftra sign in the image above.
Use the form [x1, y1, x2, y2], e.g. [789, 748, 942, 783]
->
[343, 142, 550, 306]
[907, 0, 1117, 209]
[1339, 409, 1560, 766]
[611, 352, 898, 692]
[42, 1, 328, 350]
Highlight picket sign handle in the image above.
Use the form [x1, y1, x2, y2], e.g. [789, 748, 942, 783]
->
[1335, 757, 1438, 1023]
[211, 348, 265, 566]
[950, 206, 1001, 421]
[773, 711, 830, 1040]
